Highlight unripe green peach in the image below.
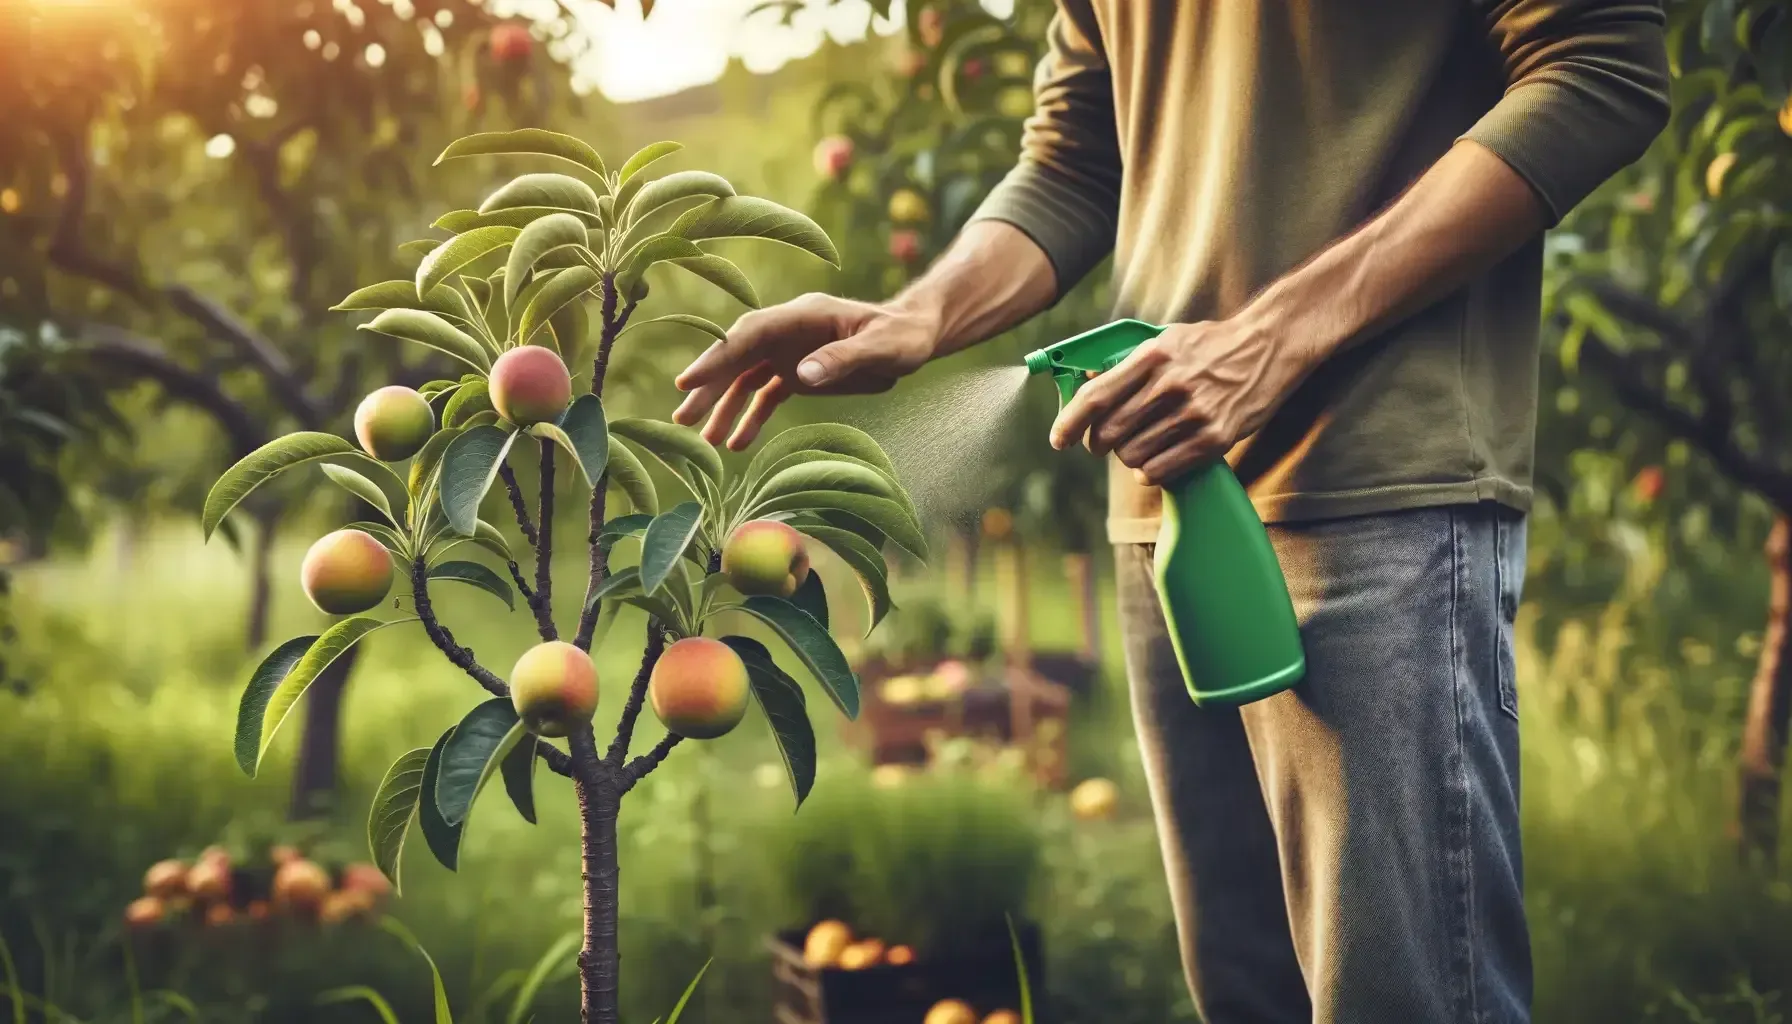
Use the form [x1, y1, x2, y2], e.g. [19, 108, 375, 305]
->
[511, 640, 599, 737]
[300, 529, 394, 615]
[353, 385, 435, 462]
[649, 637, 750, 740]
[489, 345, 572, 426]
[722, 520, 811, 599]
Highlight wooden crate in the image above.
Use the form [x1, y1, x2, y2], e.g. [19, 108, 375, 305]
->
[768, 923, 1044, 1024]
[849, 658, 1071, 790]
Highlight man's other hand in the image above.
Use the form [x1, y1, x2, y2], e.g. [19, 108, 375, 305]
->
[671, 293, 939, 451]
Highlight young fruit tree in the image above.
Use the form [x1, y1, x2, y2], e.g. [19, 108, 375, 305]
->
[199, 128, 925, 1022]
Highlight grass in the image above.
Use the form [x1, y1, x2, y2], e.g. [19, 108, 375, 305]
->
[3, 519, 1791, 1022]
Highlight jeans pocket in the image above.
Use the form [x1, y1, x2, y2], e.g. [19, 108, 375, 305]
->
[1494, 515, 1521, 721]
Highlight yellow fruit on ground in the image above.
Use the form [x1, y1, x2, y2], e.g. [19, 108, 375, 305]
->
[510, 640, 600, 737]
[721, 519, 811, 598]
[838, 938, 886, 970]
[649, 637, 751, 740]
[300, 529, 394, 615]
[925, 999, 979, 1024]
[489, 345, 572, 426]
[887, 188, 930, 224]
[143, 859, 188, 899]
[1069, 777, 1119, 820]
[354, 385, 435, 462]
[885, 944, 915, 965]
[272, 858, 331, 914]
[124, 896, 165, 930]
[983, 1011, 1021, 1024]
[803, 919, 854, 967]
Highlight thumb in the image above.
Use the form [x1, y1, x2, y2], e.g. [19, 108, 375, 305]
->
[796, 322, 912, 387]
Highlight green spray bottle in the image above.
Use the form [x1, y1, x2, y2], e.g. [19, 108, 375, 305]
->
[1024, 319, 1306, 706]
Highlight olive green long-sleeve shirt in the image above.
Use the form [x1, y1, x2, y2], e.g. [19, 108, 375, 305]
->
[969, 0, 1670, 542]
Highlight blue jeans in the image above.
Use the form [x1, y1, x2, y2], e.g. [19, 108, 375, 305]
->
[1117, 504, 1531, 1024]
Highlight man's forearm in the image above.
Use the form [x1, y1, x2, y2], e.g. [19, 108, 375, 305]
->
[887, 220, 1061, 360]
[1239, 139, 1547, 374]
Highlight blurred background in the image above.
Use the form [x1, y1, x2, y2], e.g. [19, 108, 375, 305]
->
[2, 0, 1790, 1021]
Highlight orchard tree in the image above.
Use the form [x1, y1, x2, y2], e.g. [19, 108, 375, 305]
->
[1549, 0, 1792, 856]
[201, 128, 923, 1021]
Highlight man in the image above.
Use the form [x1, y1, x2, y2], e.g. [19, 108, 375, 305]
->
[675, 2, 1668, 1020]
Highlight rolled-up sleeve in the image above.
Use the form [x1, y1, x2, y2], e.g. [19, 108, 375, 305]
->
[966, 0, 1122, 297]
[1463, 0, 1672, 225]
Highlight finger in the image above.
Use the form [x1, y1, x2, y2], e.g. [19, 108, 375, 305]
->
[1089, 384, 1180, 457]
[726, 375, 794, 451]
[795, 322, 913, 389]
[675, 295, 847, 392]
[1136, 428, 1230, 487]
[672, 373, 731, 427]
[1050, 356, 1154, 450]
[699, 362, 775, 446]
[1113, 410, 1203, 470]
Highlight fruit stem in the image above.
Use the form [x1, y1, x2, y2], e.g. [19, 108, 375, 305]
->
[605, 621, 667, 767]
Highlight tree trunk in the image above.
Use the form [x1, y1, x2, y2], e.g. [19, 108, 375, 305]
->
[287, 645, 360, 820]
[1739, 515, 1792, 862]
[1063, 551, 1101, 663]
[576, 734, 623, 1024]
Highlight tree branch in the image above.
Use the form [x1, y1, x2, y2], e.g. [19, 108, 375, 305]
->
[409, 558, 510, 699]
[574, 278, 635, 650]
[500, 464, 540, 547]
[72, 326, 265, 458]
[620, 733, 682, 793]
[531, 437, 558, 641]
[604, 621, 666, 767]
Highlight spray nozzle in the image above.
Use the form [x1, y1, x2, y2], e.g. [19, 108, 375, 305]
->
[1022, 318, 1167, 410]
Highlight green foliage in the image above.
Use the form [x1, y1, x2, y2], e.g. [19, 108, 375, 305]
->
[435, 699, 527, 828]
[368, 747, 432, 896]
[235, 617, 414, 776]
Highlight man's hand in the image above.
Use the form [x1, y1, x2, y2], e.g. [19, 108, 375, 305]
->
[1049, 315, 1316, 486]
[671, 294, 940, 450]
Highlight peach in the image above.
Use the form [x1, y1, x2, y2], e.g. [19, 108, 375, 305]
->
[813, 135, 854, 180]
[489, 345, 572, 426]
[721, 520, 811, 599]
[354, 385, 435, 462]
[925, 1000, 978, 1024]
[983, 1012, 1021, 1024]
[917, 5, 945, 47]
[340, 862, 392, 902]
[803, 920, 853, 967]
[511, 641, 599, 737]
[186, 857, 232, 904]
[301, 529, 393, 615]
[890, 229, 923, 264]
[124, 896, 165, 930]
[649, 637, 750, 740]
[886, 944, 915, 966]
[887, 187, 929, 224]
[490, 22, 533, 62]
[143, 859, 188, 898]
[204, 902, 236, 928]
[838, 938, 885, 970]
[272, 858, 331, 914]
[269, 843, 301, 867]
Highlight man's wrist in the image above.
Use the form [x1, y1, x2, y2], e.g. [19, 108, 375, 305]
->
[881, 289, 950, 360]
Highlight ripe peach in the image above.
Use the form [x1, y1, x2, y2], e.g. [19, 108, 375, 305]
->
[813, 135, 854, 180]
[803, 920, 853, 967]
[186, 857, 232, 904]
[272, 858, 331, 914]
[124, 897, 165, 930]
[143, 859, 188, 899]
[1633, 465, 1665, 503]
[339, 862, 392, 902]
[838, 938, 886, 970]
[319, 889, 375, 925]
[489, 345, 572, 426]
[886, 944, 915, 965]
[649, 637, 750, 740]
[354, 385, 435, 462]
[204, 902, 235, 928]
[925, 1000, 978, 1024]
[490, 22, 533, 62]
[962, 57, 985, 79]
[269, 843, 302, 867]
[983, 1012, 1021, 1024]
[511, 640, 600, 737]
[890, 229, 923, 264]
[721, 520, 811, 599]
[301, 529, 393, 615]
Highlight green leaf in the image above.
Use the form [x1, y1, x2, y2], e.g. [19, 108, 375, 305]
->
[518, 265, 601, 347]
[661, 959, 712, 1024]
[618, 140, 684, 183]
[504, 213, 590, 310]
[721, 636, 816, 807]
[640, 502, 703, 595]
[622, 593, 684, 632]
[616, 234, 704, 293]
[761, 448, 919, 524]
[204, 432, 362, 541]
[361, 309, 492, 373]
[317, 987, 402, 1024]
[597, 512, 655, 553]
[436, 699, 526, 826]
[345, 520, 409, 557]
[417, 728, 464, 871]
[398, 239, 438, 261]
[669, 195, 840, 267]
[732, 596, 858, 719]
[366, 747, 431, 895]
[1009, 914, 1034, 1024]
[332, 280, 477, 326]
[410, 426, 464, 499]
[583, 567, 644, 613]
[624, 170, 735, 224]
[428, 561, 515, 610]
[558, 394, 610, 486]
[321, 464, 397, 524]
[379, 916, 456, 1024]
[472, 519, 514, 562]
[440, 425, 520, 537]
[506, 931, 581, 1024]
[752, 458, 899, 511]
[789, 572, 828, 631]
[605, 437, 659, 514]
[618, 313, 727, 342]
[500, 736, 539, 825]
[610, 418, 724, 483]
[757, 490, 926, 561]
[529, 421, 593, 487]
[790, 524, 892, 631]
[434, 129, 608, 178]
[444, 380, 494, 429]
[417, 226, 522, 300]
[479, 173, 603, 219]
[668, 254, 760, 309]
[235, 618, 413, 776]
[746, 422, 900, 488]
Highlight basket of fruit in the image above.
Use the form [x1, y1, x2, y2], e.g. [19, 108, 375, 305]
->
[769, 918, 1040, 1024]
[124, 839, 390, 936]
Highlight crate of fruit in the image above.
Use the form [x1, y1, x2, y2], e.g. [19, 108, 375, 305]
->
[769, 919, 1040, 1024]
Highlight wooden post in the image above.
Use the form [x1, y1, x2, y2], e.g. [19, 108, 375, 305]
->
[1739, 515, 1792, 861]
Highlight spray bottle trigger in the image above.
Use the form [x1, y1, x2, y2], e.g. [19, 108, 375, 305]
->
[1051, 371, 1083, 410]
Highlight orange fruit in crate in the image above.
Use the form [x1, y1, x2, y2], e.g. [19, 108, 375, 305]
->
[838, 938, 886, 969]
[925, 999, 979, 1024]
[143, 859, 188, 899]
[886, 944, 915, 965]
[983, 1012, 1021, 1024]
[804, 919, 854, 967]
[185, 857, 232, 904]
[124, 896, 165, 930]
